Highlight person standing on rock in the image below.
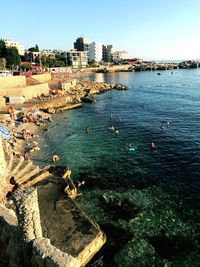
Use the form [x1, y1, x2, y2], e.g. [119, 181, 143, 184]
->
[8, 106, 15, 120]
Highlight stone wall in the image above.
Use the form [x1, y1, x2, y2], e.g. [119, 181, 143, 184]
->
[0, 76, 26, 90]
[0, 74, 51, 92]
[32, 238, 79, 267]
[0, 205, 23, 267]
[0, 74, 51, 107]
[29, 74, 51, 84]
[0, 205, 79, 267]
[0, 82, 50, 107]
[0, 187, 79, 267]
[21, 84, 50, 101]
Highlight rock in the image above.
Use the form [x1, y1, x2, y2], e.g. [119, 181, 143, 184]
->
[81, 95, 96, 103]
[114, 84, 127, 90]
[46, 107, 55, 114]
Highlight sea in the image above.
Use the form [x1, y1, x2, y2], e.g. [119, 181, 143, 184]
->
[32, 69, 200, 267]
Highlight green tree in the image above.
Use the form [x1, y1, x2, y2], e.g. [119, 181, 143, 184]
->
[55, 53, 66, 66]
[0, 40, 20, 69]
[5, 47, 20, 69]
[34, 55, 40, 65]
[28, 44, 39, 52]
[35, 44, 39, 52]
[0, 39, 7, 58]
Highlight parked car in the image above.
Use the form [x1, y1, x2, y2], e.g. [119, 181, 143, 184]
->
[0, 70, 13, 77]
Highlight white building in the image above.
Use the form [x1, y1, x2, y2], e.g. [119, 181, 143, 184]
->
[4, 39, 25, 55]
[113, 50, 129, 62]
[41, 50, 55, 59]
[88, 42, 102, 62]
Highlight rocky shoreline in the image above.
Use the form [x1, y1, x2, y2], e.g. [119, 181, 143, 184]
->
[27, 79, 127, 114]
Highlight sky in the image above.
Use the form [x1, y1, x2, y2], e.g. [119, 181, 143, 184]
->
[1, 0, 200, 60]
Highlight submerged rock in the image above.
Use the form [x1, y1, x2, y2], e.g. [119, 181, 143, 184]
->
[148, 233, 197, 260]
[100, 194, 141, 221]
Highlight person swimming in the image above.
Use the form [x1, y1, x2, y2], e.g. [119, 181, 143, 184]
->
[160, 121, 170, 129]
[150, 142, 156, 149]
[109, 125, 115, 132]
[86, 127, 90, 133]
[118, 117, 122, 122]
[127, 142, 136, 151]
[127, 142, 132, 148]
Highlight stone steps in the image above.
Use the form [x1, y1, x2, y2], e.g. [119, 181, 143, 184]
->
[5, 154, 53, 190]
[20, 171, 51, 189]
[9, 156, 24, 177]
[16, 166, 40, 185]
[7, 153, 14, 172]
[14, 161, 33, 180]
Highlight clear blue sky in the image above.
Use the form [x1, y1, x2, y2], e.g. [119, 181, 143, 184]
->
[1, 0, 200, 60]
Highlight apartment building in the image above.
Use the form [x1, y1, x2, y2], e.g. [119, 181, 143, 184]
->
[67, 49, 88, 68]
[102, 45, 115, 62]
[4, 39, 25, 55]
[41, 50, 55, 59]
[88, 42, 102, 62]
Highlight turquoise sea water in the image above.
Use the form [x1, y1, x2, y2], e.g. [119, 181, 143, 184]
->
[33, 69, 200, 266]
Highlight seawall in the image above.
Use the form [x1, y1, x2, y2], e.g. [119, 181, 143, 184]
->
[0, 74, 51, 108]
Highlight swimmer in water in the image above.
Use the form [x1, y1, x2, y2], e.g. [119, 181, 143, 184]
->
[86, 127, 90, 133]
[150, 142, 156, 150]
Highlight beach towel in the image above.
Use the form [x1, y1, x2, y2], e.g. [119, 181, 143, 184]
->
[0, 125, 10, 140]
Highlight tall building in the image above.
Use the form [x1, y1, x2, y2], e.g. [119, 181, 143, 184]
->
[67, 49, 88, 68]
[102, 45, 115, 62]
[74, 37, 89, 51]
[4, 39, 25, 55]
[88, 42, 102, 62]
[113, 51, 129, 62]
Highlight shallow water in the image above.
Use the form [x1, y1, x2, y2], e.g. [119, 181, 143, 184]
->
[33, 69, 200, 266]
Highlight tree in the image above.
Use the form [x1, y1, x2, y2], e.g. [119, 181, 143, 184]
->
[28, 44, 39, 52]
[0, 39, 7, 58]
[34, 56, 40, 65]
[5, 47, 20, 69]
[0, 40, 20, 69]
[35, 44, 39, 52]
